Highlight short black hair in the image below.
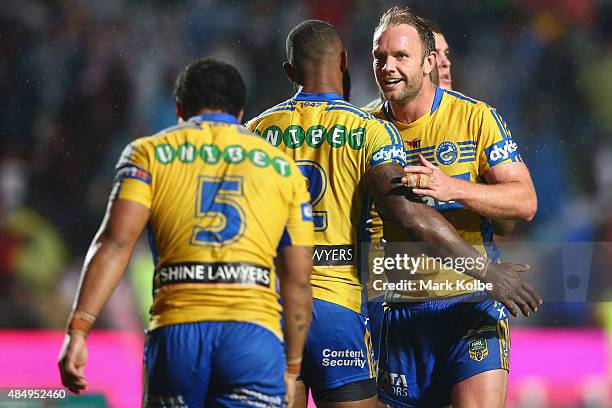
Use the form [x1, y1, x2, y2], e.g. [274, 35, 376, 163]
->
[286, 20, 342, 81]
[428, 19, 444, 35]
[174, 58, 246, 118]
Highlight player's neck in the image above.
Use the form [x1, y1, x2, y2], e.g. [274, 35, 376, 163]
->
[194, 108, 227, 115]
[390, 81, 436, 125]
[299, 75, 343, 97]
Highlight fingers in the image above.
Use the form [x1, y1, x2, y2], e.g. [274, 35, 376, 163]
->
[412, 188, 433, 196]
[492, 294, 518, 318]
[502, 299, 518, 318]
[403, 166, 432, 175]
[522, 281, 543, 309]
[59, 359, 87, 394]
[511, 263, 531, 273]
[511, 293, 531, 317]
[418, 154, 436, 168]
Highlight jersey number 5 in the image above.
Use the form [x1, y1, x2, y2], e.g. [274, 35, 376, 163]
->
[191, 175, 246, 247]
[297, 160, 328, 231]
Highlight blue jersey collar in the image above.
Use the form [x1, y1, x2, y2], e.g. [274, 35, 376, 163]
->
[189, 112, 239, 124]
[430, 86, 444, 114]
[292, 91, 344, 102]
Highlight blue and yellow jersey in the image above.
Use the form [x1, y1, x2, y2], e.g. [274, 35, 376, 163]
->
[362, 97, 384, 113]
[370, 87, 522, 301]
[245, 92, 406, 313]
[112, 113, 315, 339]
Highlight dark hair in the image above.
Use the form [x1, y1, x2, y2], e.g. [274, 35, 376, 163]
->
[286, 19, 342, 80]
[375, 6, 435, 58]
[428, 19, 444, 35]
[174, 58, 246, 118]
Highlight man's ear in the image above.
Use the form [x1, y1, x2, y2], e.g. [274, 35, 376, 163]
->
[423, 51, 437, 76]
[175, 100, 186, 123]
[283, 62, 295, 83]
[340, 49, 348, 73]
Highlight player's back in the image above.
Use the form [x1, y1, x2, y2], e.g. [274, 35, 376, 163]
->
[246, 92, 405, 313]
[115, 113, 312, 338]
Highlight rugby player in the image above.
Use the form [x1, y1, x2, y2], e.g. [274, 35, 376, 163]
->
[58, 58, 315, 407]
[364, 19, 515, 378]
[362, 21, 452, 113]
[369, 7, 540, 407]
[246, 20, 541, 408]
[363, 20, 456, 374]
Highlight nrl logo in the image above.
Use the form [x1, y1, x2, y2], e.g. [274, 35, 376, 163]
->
[468, 338, 489, 362]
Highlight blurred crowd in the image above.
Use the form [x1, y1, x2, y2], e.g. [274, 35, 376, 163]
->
[1, 0, 612, 333]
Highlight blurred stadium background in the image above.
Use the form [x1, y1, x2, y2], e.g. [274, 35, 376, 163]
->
[0, 0, 611, 407]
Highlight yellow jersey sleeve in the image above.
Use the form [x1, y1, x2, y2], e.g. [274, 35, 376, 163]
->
[244, 117, 259, 131]
[365, 119, 407, 172]
[478, 106, 522, 175]
[113, 140, 153, 208]
[361, 97, 384, 113]
[280, 164, 315, 248]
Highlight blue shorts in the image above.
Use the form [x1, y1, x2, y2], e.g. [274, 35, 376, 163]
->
[378, 293, 510, 408]
[143, 321, 286, 408]
[300, 299, 376, 391]
[366, 295, 385, 366]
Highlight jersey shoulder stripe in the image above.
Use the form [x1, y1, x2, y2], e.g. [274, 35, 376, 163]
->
[320, 100, 401, 146]
[324, 104, 371, 119]
[361, 98, 384, 112]
[151, 122, 200, 138]
[381, 120, 402, 146]
[255, 99, 297, 118]
[325, 101, 373, 118]
[443, 89, 480, 105]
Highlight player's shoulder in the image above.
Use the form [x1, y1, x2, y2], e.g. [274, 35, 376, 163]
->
[324, 99, 397, 136]
[323, 99, 376, 122]
[365, 101, 388, 122]
[236, 124, 285, 153]
[115, 133, 158, 169]
[245, 98, 297, 128]
[361, 97, 384, 113]
[441, 89, 491, 114]
[328, 101, 399, 146]
[126, 122, 202, 150]
[118, 130, 166, 157]
[443, 89, 511, 131]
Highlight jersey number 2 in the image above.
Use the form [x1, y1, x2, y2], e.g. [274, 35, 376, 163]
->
[191, 175, 246, 247]
[297, 160, 328, 231]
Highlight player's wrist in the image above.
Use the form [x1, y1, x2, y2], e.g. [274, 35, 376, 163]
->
[68, 329, 89, 338]
[470, 256, 492, 280]
[448, 176, 468, 201]
[67, 310, 96, 337]
[286, 356, 302, 377]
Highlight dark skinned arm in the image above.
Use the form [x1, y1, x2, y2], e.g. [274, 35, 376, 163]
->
[366, 163, 541, 317]
[276, 245, 313, 365]
[276, 245, 312, 406]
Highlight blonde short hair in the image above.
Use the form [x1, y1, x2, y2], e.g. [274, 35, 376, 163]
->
[375, 6, 435, 58]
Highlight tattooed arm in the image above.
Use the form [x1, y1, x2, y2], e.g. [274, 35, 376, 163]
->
[276, 246, 313, 366]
